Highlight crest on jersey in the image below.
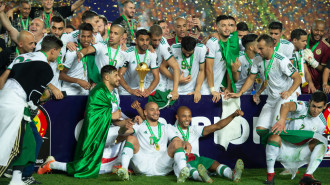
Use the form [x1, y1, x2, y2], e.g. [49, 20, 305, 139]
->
[316, 49, 321, 55]
[287, 63, 295, 73]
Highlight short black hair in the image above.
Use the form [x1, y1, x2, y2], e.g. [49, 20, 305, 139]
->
[242, 34, 258, 48]
[181, 36, 197, 51]
[41, 34, 63, 52]
[310, 91, 328, 105]
[78, 23, 93, 32]
[82, 10, 98, 22]
[216, 15, 229, 25]
[136, 29, 150, 39]
[66, 25, 76, 30]
[101, 65, 117, 79]
[155, 20, 166, 25]
[291, 29, 307, 41]
[228, 15, 236, 23]
[268, 21, 283, 31]
[99, 15, 108, 26]
[257, 34, 275, 47]
[51, 15, 65, 27]
[237, 22, 249, 31]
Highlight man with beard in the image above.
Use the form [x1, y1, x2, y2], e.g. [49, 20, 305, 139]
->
[38, 65, 132, 178]
[302, 19, 329, 94]
[118, 29, 159, 97]
[113, 0, 136, 46]
[167, 17, 188, 46]
[155, 20, 170, 39]
[10, 0, 31, 32]
[149, 24, 180, 100]
[77, 24, 126, 84]
[116, 102, 191, 183]
[98, 15, 108, 42]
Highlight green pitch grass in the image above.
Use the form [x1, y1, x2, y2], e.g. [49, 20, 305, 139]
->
[1, 168, 330, 185]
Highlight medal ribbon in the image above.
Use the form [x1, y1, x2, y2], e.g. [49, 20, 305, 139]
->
[106, 26, 110, 43]
[15, 47, 20, 56]
[108, 44, 119, 66]
[181, 53, 194, 75]
[19, 14, 29, 30]
[40, 51, 49, 61]
[294, 51, 303, 74]
[175, 36, 179, 44]
[42, 10, 53, 28]
[177, 124, 189, 141]
[134, 47, 148, 65]
[275, 41, 280, 52]
[263, 50, 276, 82]
[77, 43, 87, 74]
[145, 120, 161, 145]
[306, 34, 319, 52]
[122, 15, 134, 38]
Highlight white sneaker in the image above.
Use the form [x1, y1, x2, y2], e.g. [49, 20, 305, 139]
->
[177, 167, 190, 183]
[232, 159, 244, 183]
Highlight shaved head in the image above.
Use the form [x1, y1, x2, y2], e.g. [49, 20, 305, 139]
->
[144, 101, 158, 110]
[17, 30, 34, 42]
[312, 19, 325, 30]
[311, 19, 326, 41]
[177, 106, 191, 115]
[111, 24, 125, 35]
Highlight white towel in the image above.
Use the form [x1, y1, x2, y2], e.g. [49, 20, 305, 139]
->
[214, 96, 241, 150]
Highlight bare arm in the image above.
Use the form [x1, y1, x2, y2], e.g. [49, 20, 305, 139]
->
[145, 68, 160, 95]
[59, 68, 91, 90]
[194, 62, 205, 93]
[322, 67, 330, 93]
[167, 56, 180, 94]
[77, 45, 96, 60]
[71, 0, 85, 12]
[272, 101, 297, 134]
[304, 63, 316, 93]
[118, 67, 142, 97]
[205, 58, 215, 90]
[281, 72, 301, 99]
[227, 73, 257, 98]
[160, 59, 173, 80]
[202, 109, 244, 136]
[0, 5, 19, 44]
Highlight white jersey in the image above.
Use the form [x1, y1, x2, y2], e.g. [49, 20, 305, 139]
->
[236, 51, 255, 94]
[168, 43, 207, 94]
[92, 41, 126, 71]
[201, 37, 226, 94]
[155, 37, 173, 91]
[276, 39, 294, 59]
[8, 51, 48, 69]
[61, 50, 89, 95]
[61, 30, 103, 46]
[171, 123, 204, 156]
[239, 38, 245, 51]
[133, 121, 178, 154]
[286, 101, 326, 134]
[118, 46, 158, 95]
[251, 51, 296, 100]
[290, 50, 306, 95]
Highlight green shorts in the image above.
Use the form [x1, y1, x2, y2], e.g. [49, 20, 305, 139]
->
[187, 154, 215, 170]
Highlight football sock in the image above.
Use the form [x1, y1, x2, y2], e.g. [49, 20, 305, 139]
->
[121, 141, 134, 170]
[216, 164, 232, 180]
[266, 141, 280, 173]
[306, 143, 326, 175]
[49, 161, 67, 171]
[191, 169, 202, 181]
[11, 170, 23, 183]
[174, 147, 186, 171]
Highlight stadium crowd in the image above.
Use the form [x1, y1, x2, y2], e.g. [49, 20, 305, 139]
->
[0, 0, 329, 185]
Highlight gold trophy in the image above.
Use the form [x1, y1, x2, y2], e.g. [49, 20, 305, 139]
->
[135, 62, 150, 92]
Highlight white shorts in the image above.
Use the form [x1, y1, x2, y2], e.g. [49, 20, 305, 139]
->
[131, 150, 174, 176]
[256, 94, 297, 129]
[277, 140, 311, 179]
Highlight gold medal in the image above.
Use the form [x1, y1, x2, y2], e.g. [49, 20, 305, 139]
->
[316, 49, 321, 55]
[57, 64, 64, 70]
[256, 78, 262, 84]
[46, 28, 50, 33]
[299, 72, 304, 77]
[155, 144, 160, 151]
[264, 80, 268, 86]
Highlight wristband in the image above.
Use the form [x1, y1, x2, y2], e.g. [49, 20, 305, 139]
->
[79, 51, 84, 58]
[210, 87, 215, 92]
